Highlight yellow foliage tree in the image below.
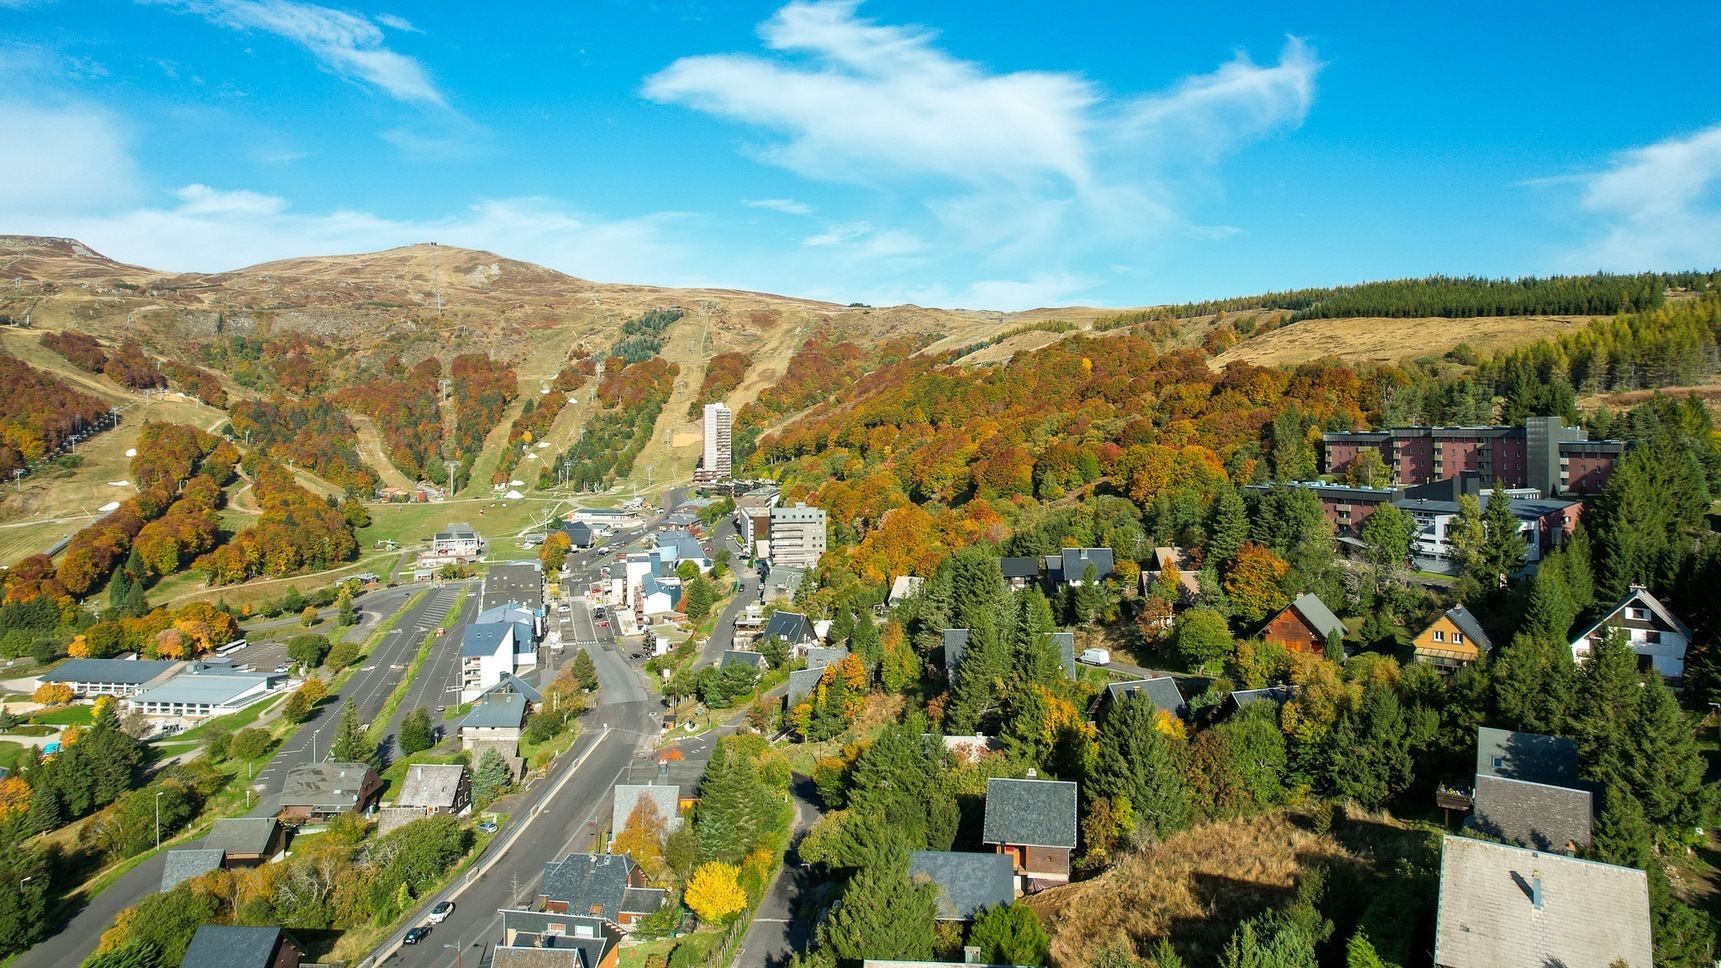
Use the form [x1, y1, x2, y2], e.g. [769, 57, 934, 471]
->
[0, 775, 32, 818]
[612, 796, 668, 877]
[32, 682, 73, 705]
[685, 861, 748, 924]
[67, 634, 91, 658]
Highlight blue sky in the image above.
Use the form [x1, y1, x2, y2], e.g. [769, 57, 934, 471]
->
[1, 0, 1717, 311]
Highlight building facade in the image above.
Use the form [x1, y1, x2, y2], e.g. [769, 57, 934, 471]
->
[768, 502, 827, 568]
[696, 402, 733, 484]
[1321, 416, 1624, 497]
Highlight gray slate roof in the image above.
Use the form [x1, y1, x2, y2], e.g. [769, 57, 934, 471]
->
[1434, 835, 1650, 968]
[942, 629, 969, 676]
[463, 691, 528, 729]
[1571, 584, 1694, 643]
[909, 850, 1016, 921]
[805, 645, 849, 672]
[484, 671, 546, 704]
[1470, 774, 1593, 853]
[179, 925, 303, 968]
[398, 764, 467, 809]
[539, 853, 665, 924]
[1285, 592, 1348, 640]
[1228, 685, 1298, 711]
[613, 784, 681, 832]
[1049, 632, 1076, 678]
[762, 611, 814, 644]
[997, 557, 1041, 579]
[1476, 727, 1580, 787]
[787, 667, 826, 705]
[1060, 547, 1114, 583]
[41, 658, 177, 685]
[161, 848, 223, 891]
[982, 777, 1078, 849]
[721, 649, 768, 671]
[495, 909, 618, 968]
[1443, 604, 1494, 653]
[1105, 677, 1188, 722]
[280, 761, 377, 810]
[202, 817, 279, 856]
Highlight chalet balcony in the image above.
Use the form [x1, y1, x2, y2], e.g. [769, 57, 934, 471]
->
[1435, 777, 1474, 813]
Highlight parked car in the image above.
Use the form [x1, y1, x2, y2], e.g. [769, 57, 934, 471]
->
[597, 621, 609, 628]
[427, 901, 455, 924]
[477, 819, 498, 833]
[557, 604, 570, 614]
[404, 927, 431, 945]
[274, 664, 290, 674]
[1079, 648, 1112, 666]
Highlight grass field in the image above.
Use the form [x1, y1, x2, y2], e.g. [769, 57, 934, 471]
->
[30, 705, 94, 727]
[1209, 314, 1592, 368]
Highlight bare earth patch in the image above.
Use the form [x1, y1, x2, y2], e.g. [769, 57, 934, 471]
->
[1210, 315, 1594, 368]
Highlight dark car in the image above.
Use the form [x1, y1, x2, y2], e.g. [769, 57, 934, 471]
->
[404, 926, 431, 945]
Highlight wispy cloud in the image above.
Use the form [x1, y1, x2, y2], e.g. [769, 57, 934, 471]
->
[1568, 124, 1721, 270]
[746, 198, 813, 215]
[0, 101, 139, 213]
[374, 12, 419, 33]
[144, 0, 446, 107]
[643, 1, 1319, 292]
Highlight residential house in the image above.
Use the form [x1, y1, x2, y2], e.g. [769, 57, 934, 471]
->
[981, 777, 1078, 892]
[462, 692, 528, 753]
[431, 522, 486, 559]
[1476, 727, 1581, 787]
[761, 611, 817, 651]
[638, 574, 682, 618]
[908, 850, 1016, 922]
[998, 557, 1041, 590]
[1433, 835, 1650, 968]
[1464, 727, 1591, 853]
[940, 734, 1003, 764]
[1048, 548, 1113, 586]
[161, 848, 224, 891]
[1569, 584, 1692, 681]
[201, 817, 286, 867]
[492, 910, 622, 968]
[396, 763, 472, 817]
[761, 564, 808, 603]
[536, 853, 667, 930]
[178, 925, 306, 968]
[474, 603, 545, 660]
[611, 784, 682, 847]
[655, 530, 711, 573]
[562, 520, 596, 549]
[483, 672, 547, 705]
[787, 667, 825, 707]
[39, 657, 180, 698]
[1146, 547, 1201, 602]
[1413, 605, 1494, 673]
[278, 761, 384, 821]
[461, 622, 526, 702]
[1220, 685, 1298, 719]
[1093, 677, 1188, 724]
[1260, 593, 1348, 655]
[888, 575, 926, 606]
[721, 650, 768, 674]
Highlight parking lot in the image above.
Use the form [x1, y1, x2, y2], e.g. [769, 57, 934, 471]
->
[217, 638, 292, 675]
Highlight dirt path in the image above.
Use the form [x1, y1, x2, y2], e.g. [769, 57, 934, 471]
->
[347, 413, 417, 490]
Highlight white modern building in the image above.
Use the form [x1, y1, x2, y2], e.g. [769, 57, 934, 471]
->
[697, 402, 732, 484]
[128, 665, 285, 720]
[430, 522, 486, 559]
[768, 502, 827, 569]
[461, 622, 533, 702]
[40, 658, 181, 699]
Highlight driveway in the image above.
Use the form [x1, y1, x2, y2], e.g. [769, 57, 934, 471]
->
[732, 773, 822, 968]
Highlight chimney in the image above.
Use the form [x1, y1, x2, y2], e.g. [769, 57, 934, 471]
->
[1531, 872, 1543, 911]
[964, 947, 983, 965]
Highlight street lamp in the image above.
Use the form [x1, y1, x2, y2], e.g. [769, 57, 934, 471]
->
[19, 876, 32, 890]
[443, 941, 462, 968]
[154, 791, 164, 849]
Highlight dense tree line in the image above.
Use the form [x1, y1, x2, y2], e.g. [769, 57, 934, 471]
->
[739, 333, 928, 432]
[100, 342, 166, 390]
[609, 307, 684, 364]
[688, 350, 750, 417]
[0, 351, 112, 476]
[446, 353, 517, 490]
[194, 457, 360, 584]
[159, 362, 227, 407]
[39, 330, 109, 371]
[228, 396, 378, 494]
[334, 357, 444, 482]
[197, 332, 337, 395]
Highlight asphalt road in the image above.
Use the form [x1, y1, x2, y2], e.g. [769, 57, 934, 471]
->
[11, 583, 463, 968]
[732, 774, 821, 968]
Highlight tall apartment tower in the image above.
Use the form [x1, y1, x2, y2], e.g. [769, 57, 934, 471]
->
[698, 402, 732, 484]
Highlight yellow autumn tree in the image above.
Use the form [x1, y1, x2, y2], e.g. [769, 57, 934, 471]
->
[67, 634, 91, 658]
[685, 861, 748, 924]
[32, 682, 73, 705]
[612, 796, 668, 878]
[0, 775, 32, 818]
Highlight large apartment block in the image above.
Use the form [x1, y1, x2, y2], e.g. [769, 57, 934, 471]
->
[768, 502, 828, 569]
[1321, 415, 1625, 497]
[695, 402, 733, 484]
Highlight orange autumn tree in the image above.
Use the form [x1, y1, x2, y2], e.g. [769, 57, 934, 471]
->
[612, 796, 669, 879]
[1224, 542, 1290, 621]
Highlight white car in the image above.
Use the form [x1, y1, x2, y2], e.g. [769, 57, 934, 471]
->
[427, 901, 455, 924]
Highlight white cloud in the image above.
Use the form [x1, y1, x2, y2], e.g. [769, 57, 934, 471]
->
[374, 13, 419, 33]
[803, 220, 872, 246]
[643, 1, 1319, 290]
[144, 0, 446, 107]
[0, 101, 139, 213]
[746, 198, 813, 215]
[1569, 125, 1721, 270]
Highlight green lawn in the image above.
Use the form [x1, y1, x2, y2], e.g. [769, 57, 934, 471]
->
[0, 740, 27, 772]
[172, 692, 284, 742]
[30, 705, 94, 727]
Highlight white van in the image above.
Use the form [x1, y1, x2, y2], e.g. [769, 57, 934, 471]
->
[1079, 648, 1111, 667]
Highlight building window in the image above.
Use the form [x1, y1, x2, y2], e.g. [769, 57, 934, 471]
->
[1627, 607, 1649, 621]
[1645, 630, 1662, 645]
[1453, 631, 1464, 644]
[1432, 630, 1445, 643]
